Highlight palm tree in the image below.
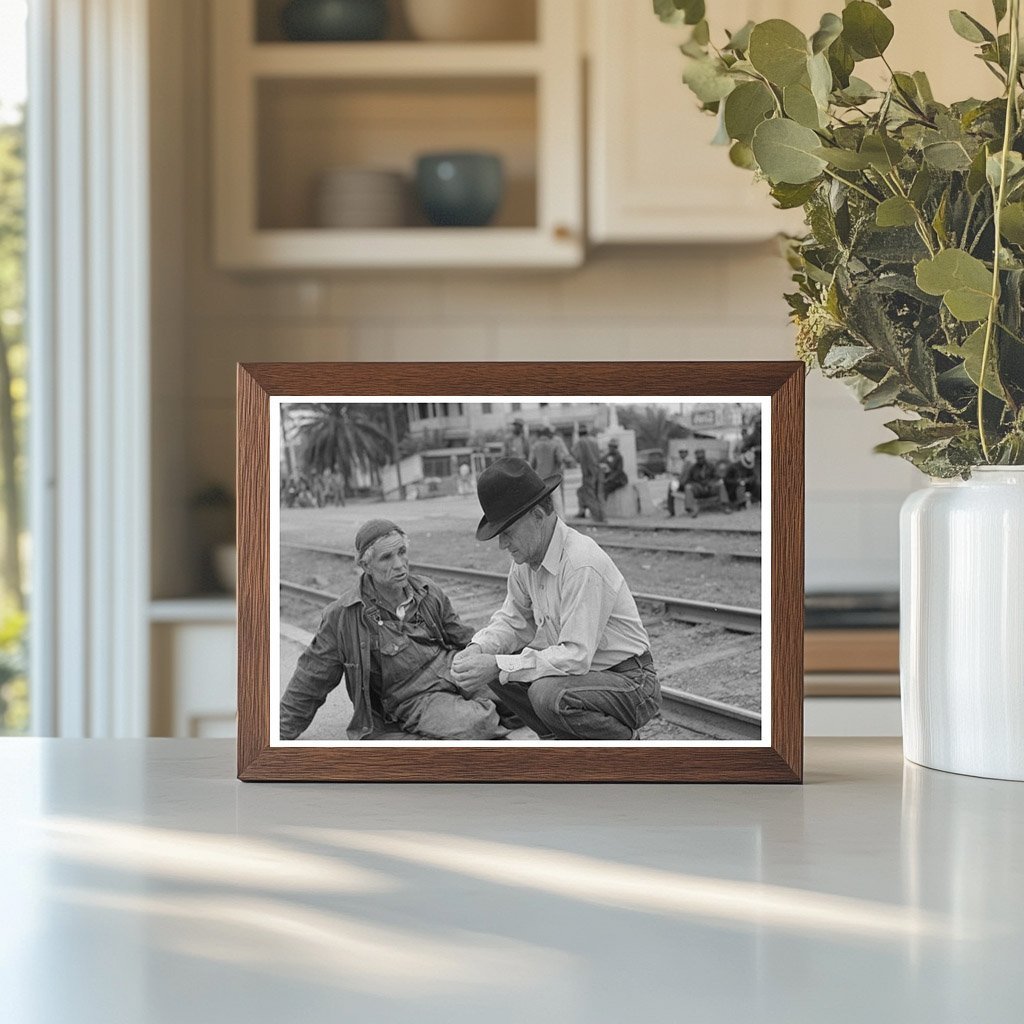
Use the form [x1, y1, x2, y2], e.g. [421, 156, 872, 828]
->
[286, 403, 392, 496]
[615, 405, 685, 452]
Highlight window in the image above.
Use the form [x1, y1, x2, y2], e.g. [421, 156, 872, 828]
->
[417, 403, 430, 419]
[511, 402, 521, 412]
[481, 402, 492, 414]
[0, 0, 27, 735]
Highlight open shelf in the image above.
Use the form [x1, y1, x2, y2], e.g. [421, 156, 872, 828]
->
[212, 0, 582, 268]
[256, 76, 537, 232]
[254, 0, 539, 45]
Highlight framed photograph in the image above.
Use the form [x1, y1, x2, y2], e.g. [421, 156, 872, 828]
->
[237, 362, 803, 782]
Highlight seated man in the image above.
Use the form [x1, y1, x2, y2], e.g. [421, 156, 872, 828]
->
[601, 437, 628, 498]
[279, 519, 504, 741]
[451, 459, 662, 740]
[681, 448, 731, 518]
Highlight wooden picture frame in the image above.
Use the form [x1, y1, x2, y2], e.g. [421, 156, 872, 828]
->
[237, 362, 804, 782]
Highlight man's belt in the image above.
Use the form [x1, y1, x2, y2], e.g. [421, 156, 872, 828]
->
[608, 650, 654, 674]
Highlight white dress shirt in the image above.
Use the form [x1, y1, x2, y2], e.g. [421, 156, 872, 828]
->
[471, 517, 651, 683]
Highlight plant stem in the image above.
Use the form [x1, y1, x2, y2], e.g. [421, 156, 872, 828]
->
[822, 167, 880, 205]
[979, 0, 1021, 462]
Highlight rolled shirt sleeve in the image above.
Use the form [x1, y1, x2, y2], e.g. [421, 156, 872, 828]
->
[470, 569, 537, 656]
[493, 566, 617, 682]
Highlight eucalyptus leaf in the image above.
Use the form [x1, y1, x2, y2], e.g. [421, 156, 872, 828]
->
[874, 439, 921, 455]
[941, 326, 1006, 398]
[862, 374, 903, 409]
[967, 144, 991, 194]
[808, 52, 833, 110]
[837, 76, 879, 104]
[922, 140, 973, 171]
[884, 418, 963, 443]
[860, 133, 904, 173]
[653, 0, 705, 26]
[916, 250, 994, 322]
[986, 151, 1024, 191]
[1000, 203, 1024, 245]
[993, 0, 1008, 24]
[876, 197, 919, 228]
[842, 1, 895, 59]
[784, 81, 825, 129]
[813, 146, 872, 170]
[748, 20, 809, 87]
[752, 118, 828, 184]
[724, 20, 755, 53]
[723, 81, 775, 144]
[810, 12, 843, 54]
[827, 36, 856, 89]
[729, 141, 757, 169]
[770, 180, 820, 209]
[692, 19, 710, 45]
[683, 57, 737, 104]
[948, 10, 994, 44]
[912, 71, 935, 104]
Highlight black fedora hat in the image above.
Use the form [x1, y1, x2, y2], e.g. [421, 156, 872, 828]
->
[475, 457, 562, 541]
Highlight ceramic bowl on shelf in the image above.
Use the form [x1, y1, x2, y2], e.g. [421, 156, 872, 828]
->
[315, 167, 407, 228]
[414, 152, 504, 227]
[280, 0, 389, 42]
[403, 0, 534, 42]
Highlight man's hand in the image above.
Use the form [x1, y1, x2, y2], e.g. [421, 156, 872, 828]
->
[452, 643, 481, 671]
[450, 651, 500, 697]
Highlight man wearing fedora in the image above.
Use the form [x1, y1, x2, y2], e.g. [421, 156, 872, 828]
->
[451, 458, 661, 740]
[280, 518, 505, 741]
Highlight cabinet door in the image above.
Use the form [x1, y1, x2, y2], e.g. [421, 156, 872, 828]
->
[588, 0, 1000, 244]
[587, 0, 806, 242]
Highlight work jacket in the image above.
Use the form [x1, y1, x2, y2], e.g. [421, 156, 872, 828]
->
[279, 573, 474, 740]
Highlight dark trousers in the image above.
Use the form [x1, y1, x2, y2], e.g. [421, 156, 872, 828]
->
[489, 655, 660, 740]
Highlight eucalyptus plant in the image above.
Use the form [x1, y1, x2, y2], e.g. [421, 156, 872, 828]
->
[656, 0, 1024, 475]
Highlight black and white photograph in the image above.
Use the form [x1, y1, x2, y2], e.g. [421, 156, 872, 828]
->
[270, 396, 770, 746]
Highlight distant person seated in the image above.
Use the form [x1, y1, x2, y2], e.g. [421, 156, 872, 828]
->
[735, 450, 761, 504]
[279, 519, 505, 741]
[601, 438, 628, 497]
[680, 449, 731, 518]
[716, 459, 753, 509]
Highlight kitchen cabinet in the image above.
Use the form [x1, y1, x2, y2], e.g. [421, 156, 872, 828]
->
[586, 0, 999, 244]
[211, 0, 583, 268]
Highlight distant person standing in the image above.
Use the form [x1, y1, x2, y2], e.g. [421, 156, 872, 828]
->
[666, 447, 694, 518]
[530, 424, 564, 515]
[503, 417, 530, 461]
[571, 424, 605, 522]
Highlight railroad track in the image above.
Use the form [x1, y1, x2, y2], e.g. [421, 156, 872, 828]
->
[276, 597, 762, 741]
[659, 687, 761, 740]
[591, 519, 761, 538]
[578, 535, 760, 564]
[280, 542, 761, 633]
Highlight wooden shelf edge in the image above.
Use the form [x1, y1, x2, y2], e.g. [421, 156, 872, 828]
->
[249, 42, 543, 78]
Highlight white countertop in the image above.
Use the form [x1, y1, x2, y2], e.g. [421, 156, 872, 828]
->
[1, 738, 1021, 1023]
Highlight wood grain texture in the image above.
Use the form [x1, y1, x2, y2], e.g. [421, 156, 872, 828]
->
[236, 361, 805, 783]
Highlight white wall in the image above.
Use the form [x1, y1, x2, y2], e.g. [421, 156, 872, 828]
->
[152, 0, 920, 598]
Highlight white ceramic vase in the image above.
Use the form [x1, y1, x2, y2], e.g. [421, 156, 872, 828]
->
[900, 467, 1024, 781]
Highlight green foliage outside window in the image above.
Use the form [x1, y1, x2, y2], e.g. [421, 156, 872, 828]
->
[0, 109, 27, 733]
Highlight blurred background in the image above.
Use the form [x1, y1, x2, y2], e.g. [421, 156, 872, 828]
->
[0, 0, 998, 739]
